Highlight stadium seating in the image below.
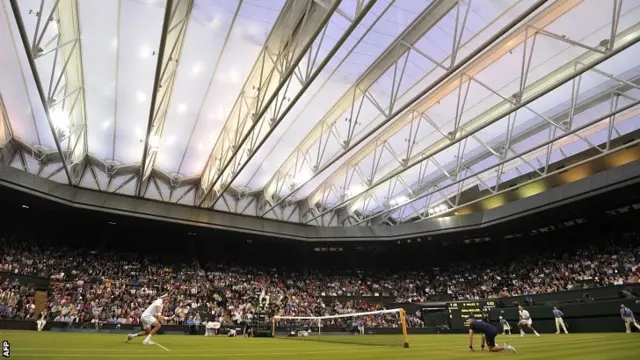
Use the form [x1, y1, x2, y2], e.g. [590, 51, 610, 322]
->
[1, 230, 638, 329]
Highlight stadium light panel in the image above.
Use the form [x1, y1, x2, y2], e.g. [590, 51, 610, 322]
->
[293, 167, 313, 185]
[390, 195, 408, 206]
[50, 108, 69, 133]
[136, 91, 147, 102]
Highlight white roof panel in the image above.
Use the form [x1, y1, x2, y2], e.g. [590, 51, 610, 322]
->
[1, 0, 638, 226]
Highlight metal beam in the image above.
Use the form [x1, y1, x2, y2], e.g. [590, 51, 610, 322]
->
[392, 100, 640, 224]
[307, 0, 579, 209]
[361, 76, 640, 224]
[136, 0, 194, 197]
[262, 0, 458, 211]
[55, 0, 87, 185]
[374, 72, 640, 223]
[9, 0, 89, 185]
[0, 93, 12, 147]
[207, 0, 377, 209]
[196, 0, 341, 208]
[307, 22, 640, 223]
[0, 94, 16, 165]
[304, 0, 630, 222]
[263, 0, 550, 216]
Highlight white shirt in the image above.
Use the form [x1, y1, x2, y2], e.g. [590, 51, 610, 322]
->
[142, 298, 164, 317]
[519, 310, 531, 320]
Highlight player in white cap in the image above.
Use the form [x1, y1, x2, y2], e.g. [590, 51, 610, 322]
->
[126, 294, 170, 345]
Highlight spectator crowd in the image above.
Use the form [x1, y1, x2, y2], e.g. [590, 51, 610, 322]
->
[1, 229, 639, 329]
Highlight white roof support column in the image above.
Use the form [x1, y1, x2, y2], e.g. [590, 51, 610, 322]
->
[136, 0, 195, 197]
[9, 0, 88, 185]
[196, 0, 341, 208]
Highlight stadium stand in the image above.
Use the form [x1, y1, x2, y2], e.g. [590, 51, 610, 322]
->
[1, 224, 638, 329]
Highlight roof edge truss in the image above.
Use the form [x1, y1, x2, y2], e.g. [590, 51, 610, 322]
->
[196, 0, 342, 208]
[262, 0, 459, 215]
[305, 0, 635, 223]
[9, 0, 88, 185]
[364, 75, 640, 225]
[323, 28, 640, 224]
[137, 0, 195, 197]
[203, 0, 377, 210]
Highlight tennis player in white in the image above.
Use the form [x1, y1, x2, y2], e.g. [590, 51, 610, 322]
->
[518, 305, 540, 337]
[126, 294, 170, 345]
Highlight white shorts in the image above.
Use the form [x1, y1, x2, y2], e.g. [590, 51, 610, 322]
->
[520, 319, 532, 327]
[141, 315, 158, 330]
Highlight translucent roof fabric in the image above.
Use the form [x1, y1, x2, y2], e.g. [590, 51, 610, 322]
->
[0, 0, 638, 226]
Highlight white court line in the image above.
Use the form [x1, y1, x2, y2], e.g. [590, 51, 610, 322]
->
[10, 333, 617, 358]
[7, 337, 613, 359]
[153, 341, 170, 352]
[3, 348, 404, 357]
[12, 334, 608, 353]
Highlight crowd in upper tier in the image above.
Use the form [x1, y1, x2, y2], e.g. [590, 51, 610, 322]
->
[0, 228, 639, 328]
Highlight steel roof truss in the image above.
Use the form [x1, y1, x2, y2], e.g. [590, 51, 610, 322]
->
[9, 0, 88, 185]
[197, 0, 346, 209]
[305, 6, 635, 224]
[0, 94, 12, 147]
[208, 0, 377, 209]
[358, 69, 640, 225]
[261, 0, 460, 215]
[137, 0, 195, 197]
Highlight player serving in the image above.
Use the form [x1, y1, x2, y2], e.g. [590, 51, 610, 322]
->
[126, 294, 170, 345]
[518, 305, 540, 337]
[467, 315, 516, 353]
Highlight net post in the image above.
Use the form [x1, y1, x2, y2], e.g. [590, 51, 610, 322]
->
[399, 308, 410, 348]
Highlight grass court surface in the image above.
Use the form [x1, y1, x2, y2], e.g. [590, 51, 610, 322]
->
[1, 331, 638, 359]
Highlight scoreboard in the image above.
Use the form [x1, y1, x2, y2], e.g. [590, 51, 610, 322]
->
[447, 301, 496, 328]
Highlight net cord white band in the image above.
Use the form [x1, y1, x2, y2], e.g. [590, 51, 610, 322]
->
[274, 308, 401, 321]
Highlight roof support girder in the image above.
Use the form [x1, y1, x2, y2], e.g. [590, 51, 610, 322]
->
[262, 0, 458, 213]
[196, 0, 341, 208]
[136, 0, 195, 197]
[364, 73, 640, 224]
[266, 0, 556, 217]
[305, 0, 606, 222]
[318, 24, 640, 224]
[0, 94, 16, 165]
[206, 0, 377, 209]
[0, 93, 12, 147]
[388, 98, 640, 225]
[383, 72, 640, 223]
[9, 0, 89, 185]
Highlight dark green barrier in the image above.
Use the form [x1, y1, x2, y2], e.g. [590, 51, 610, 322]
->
[489, 299, 639, 333]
